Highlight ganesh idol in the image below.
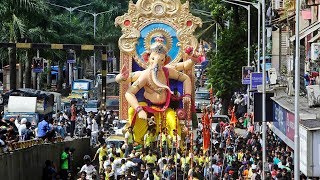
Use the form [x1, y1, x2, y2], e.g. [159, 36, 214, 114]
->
[116, 35, 204, 144]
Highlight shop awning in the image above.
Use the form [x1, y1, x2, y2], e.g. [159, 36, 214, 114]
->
[308, 33, 320, 42]
[290, 21, 320, 42]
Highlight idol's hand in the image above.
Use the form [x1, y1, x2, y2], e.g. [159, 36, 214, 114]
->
[138, 110, 147, 120]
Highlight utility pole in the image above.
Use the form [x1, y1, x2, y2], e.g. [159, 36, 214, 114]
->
[262, 0, 267, 178]
[294, 0, 300, 178]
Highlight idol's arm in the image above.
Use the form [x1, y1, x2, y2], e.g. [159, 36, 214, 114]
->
[116, 71, 142, 83]
[168, 68, 192, 95]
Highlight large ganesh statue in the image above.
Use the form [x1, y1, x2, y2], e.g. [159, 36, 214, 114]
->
[115, 0, 203, 144]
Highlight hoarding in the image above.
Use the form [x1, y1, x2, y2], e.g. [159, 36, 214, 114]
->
[33, 57, 44, 73]
[250, 72, 263, 90]
[242, 66, 255, 84]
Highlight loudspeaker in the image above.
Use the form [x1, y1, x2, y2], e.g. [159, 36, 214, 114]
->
[253, 92, 274, 122]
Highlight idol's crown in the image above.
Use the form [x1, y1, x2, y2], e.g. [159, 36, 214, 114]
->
[150, 35, 168, 54]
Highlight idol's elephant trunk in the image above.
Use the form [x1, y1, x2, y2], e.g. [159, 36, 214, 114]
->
[151, 64, 173, 94]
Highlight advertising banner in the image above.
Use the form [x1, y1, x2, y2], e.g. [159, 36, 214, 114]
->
[242, 66, 255, 84]
[273, 102, 287, 135]
[250, 72, 263, 90]
[33, 57, 44, 73]
[286, 112, 295, 141]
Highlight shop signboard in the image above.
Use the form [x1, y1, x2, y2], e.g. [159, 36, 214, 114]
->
[242, 66, 255, 84]
[250, 72, 263, 90]
[273, 102, 287, 135]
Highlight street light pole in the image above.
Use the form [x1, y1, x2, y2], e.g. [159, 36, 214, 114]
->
[225, 0, 260, 72]
[294, 0, 300, 178]
[76, 9, 113, 79]
[47, 2, 92, 24]
[47, 2, 92, 86]
[262, 0, 267, 178]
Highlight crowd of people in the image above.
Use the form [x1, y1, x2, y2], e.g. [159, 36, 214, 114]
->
[0, 94, 298, 180]
[69, 101, 295, 179]
[0, 101, 117, 153]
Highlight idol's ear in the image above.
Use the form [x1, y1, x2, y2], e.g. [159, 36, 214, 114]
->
[164, 55, 171, 65]
[142, 51, 151, 63]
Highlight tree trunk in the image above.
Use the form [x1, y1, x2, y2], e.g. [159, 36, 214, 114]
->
[9, 48, 17, 90]
[25, 51, 32, 88]
[47, 60, 52, 90]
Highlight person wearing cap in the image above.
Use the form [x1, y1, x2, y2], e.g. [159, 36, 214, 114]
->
[124, 126, 134, 158]
[92, 142, 108, 173]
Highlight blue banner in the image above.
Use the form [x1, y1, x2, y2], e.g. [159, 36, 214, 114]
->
[250, 72, 263, 90]
[273, 102, 287, 135]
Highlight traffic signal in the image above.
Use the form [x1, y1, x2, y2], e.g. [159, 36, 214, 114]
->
[32, 57, 44, 73]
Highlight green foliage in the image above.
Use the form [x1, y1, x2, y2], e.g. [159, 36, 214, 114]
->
[207, 25, 246, 98]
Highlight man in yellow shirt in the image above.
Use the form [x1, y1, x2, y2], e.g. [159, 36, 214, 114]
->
[144, 150, 157, 167]
[92, 143, 108, 173]
[157, 128, 170, 156]
[144, 129, 155, 152]
[125, 126, 134, 158]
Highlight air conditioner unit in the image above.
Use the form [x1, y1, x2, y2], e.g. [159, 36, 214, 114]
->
[306, 85, 320, 107]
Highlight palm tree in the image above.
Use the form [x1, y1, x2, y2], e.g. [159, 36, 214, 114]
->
[0, 0, 47, 90]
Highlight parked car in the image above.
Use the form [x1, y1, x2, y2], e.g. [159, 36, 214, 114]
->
[195, 89, 210, 112]
[211, 115, 230, 133]
[105, 135, 125, 149]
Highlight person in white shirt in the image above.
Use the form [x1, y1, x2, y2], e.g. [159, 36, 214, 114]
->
[112, 158, 123, 178]
[17, 118, 27, 137]
[79, 155, 97, 180]
[212, 159, 221, 176]
[91, 118, 99, 146]
[86, 114, 94, 131]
